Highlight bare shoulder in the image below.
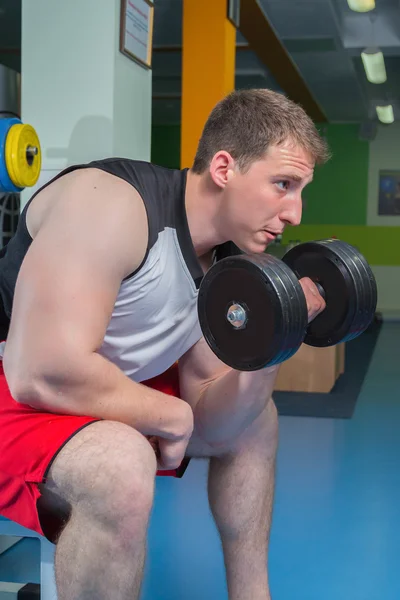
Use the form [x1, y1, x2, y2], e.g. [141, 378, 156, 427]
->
[26, 167, 146, 239]
[25, 167, 148, 280]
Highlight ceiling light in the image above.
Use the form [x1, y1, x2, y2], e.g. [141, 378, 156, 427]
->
[347, 0, 375, 11]
[361, 49, 387, 84]
[376, 105, 394, 124]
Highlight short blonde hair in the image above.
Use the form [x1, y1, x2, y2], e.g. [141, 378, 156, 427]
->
[192, 88, 330, 173]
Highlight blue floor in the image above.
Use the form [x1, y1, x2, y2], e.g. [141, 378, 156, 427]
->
[1, 323, 399, 599]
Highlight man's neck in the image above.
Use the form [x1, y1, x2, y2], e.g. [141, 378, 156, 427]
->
[185, 169, 225, 257]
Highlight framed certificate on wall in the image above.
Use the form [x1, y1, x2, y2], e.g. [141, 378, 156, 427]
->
[120, 0, 154, 69]
[378, 170, 400, 216]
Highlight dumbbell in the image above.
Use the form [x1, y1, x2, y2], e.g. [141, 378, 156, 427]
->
[198, 239, 377, 371]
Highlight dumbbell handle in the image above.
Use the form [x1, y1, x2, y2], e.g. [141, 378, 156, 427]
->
[224, 268, 326, 330]
[225, 280, 325, 329]
[314, 281, 326, 300]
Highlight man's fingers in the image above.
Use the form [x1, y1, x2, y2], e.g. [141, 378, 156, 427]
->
[299, 277, 326, 322]
[157, 438, 189, 471]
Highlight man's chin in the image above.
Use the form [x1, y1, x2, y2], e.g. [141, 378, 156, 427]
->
[232, 235, 269, 254]
[255, 235, 271, 251]
[242, 241, 269, 254]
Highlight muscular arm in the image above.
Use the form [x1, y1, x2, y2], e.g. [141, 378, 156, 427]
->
[3, 169, 191, 438]
[179, 336, 279, 446]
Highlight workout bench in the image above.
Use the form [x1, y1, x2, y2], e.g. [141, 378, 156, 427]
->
[0, 517, 56, 600]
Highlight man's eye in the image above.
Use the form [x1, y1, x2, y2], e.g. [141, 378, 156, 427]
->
[276, 181, 289, 190]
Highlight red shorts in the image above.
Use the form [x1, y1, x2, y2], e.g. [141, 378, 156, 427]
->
[0, 360, 182, 541]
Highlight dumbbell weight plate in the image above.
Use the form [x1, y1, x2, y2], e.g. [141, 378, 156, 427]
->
[198, 253, 308, 371]
[282, 239, 377, 347]
[333, 240, 377, 340]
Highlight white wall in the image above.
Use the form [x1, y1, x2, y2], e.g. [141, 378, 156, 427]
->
[113, 0, 152, 159]
[21, 0, 116, 170]
[20, 0, 152, 207]
[371, 266, 400, 317]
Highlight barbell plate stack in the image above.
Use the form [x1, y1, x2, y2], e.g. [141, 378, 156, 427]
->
[198, 253, 308, 371]
[5, 123, 42, 190]
[283, 239, 377, 347]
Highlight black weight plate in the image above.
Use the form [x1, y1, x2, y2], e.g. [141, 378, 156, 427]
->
[263, 254, 307, 361]
[198, 253, 308, 371]
[284, 240, 355, 346]
[316, 240, 377, 343]
[328, 241, 377, 342]
[267, 254, 308, 364]
[283, 239, 377, 347]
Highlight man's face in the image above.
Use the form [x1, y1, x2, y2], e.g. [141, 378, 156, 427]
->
[217, 140, 315, 253]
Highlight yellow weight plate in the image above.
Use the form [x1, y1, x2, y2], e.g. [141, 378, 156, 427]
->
[5, 123, 42, 189]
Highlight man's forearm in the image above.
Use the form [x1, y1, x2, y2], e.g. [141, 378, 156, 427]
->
[6, 350, 188, 437]
[193, 366, 280, 446]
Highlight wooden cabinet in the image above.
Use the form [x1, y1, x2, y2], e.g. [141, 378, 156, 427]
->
[274, 343, 345, 393]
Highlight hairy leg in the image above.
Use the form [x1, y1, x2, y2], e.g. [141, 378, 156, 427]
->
[187, 399, 278, 600]
[39, 421, 157, 600]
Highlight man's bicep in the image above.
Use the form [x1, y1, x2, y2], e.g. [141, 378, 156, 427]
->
[4, 172, 148, 378]
[178, 336, 231, 407]
[11, 227, 120, 352]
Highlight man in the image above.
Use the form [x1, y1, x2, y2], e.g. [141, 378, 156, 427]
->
[0, 88, 329, 599]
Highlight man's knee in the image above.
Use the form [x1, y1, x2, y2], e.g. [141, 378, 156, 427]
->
[43, 421, 157, 532]
[86, 426, 157, 526]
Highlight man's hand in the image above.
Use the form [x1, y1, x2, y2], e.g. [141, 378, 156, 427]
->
[147, 402, 194, 470]
[299, 277, 326, 323]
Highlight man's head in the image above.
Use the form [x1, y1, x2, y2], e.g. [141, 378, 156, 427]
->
[192, 89, 330, 253]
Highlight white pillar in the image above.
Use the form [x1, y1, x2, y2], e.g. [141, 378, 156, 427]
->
[20, 0, 152, 208]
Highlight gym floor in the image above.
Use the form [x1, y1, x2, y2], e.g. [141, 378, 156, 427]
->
[0, 322, 398, 599]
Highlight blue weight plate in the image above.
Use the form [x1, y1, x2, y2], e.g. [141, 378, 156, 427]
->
[0, 117, 23, 193]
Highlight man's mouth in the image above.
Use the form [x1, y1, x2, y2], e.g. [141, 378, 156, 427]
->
[263, 229, 283, 240]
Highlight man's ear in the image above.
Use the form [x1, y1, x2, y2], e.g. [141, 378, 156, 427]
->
[209, 151, 235, 189]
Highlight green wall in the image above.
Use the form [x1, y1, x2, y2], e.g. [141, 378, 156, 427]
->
[282, 225, 400, 266]
[302, 124, 369, 225]
[151, 125, 181, 169]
